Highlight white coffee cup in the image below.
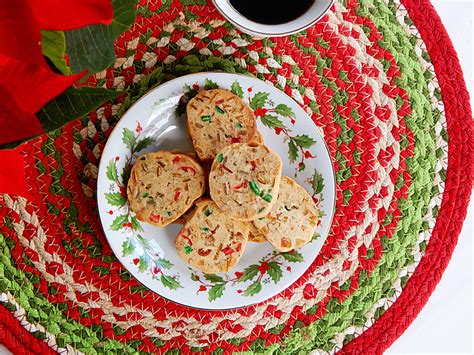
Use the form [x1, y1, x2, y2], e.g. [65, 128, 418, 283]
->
[212, 0, 334, 37]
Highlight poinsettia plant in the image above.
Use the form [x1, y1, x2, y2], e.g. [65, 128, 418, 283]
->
[0, 0, 137, 146]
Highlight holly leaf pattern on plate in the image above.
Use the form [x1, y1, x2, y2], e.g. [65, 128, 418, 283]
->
[243, 280, 262, 296]
[230, 80, 244, 98]
[204, 274, 225, 283]
[250, 92, 269, 110]
[161, 275, 183, 290]
[292, 134, 316, 148]
[280, 250, 304, 262]
[312, 170, 324, 195]
[261, 114, 284, 129]
[274, 104, 294, 117]
[238, 264, 259, 283]
[134, 137, 154, 153]
[122, 237, 136, 256]
[204, 78, 219, 90]
[106, 159, 118, 181]
[111, 214, 129, 230]
[209, 283, 225, 301]
[267, 261, 283, 283]
[122, 127, 136, 151]
[105, 192, 126, 206]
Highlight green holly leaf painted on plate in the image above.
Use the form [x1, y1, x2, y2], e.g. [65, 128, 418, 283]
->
[64, 0, 137, 74]
[110, 214, 129, 230]
[204, 78, 219, 90]
[267, 261, 283, 283]
[131, 216, 142, 231]
[288, 140, 298, 163]
[250, 92, 269, 110]
[106, 160, 118, 181]
[274, 104, 294, 117]
[155, 258, 173, 270]
[230, 81, 243, 98]
[312, 170, 324, 195]
[122, 128, 136, 151]
[238, 264, 259, 282]
[122, 237, 136, 256]
[161, 275, 182, 290]
[41, 30, 71, 75]
[280, 250, 304, 262]
[204, 274, 225, 283]
[138, 253, 150, 272]
[261, 115, 284, 129]
[242, 280, 262, 296]
[209, 283, 225, 301]
[292, 134, 316, 148]
[121, 163, 132, 187]
[134, 137, 154, 153]
[105, 192, 127, 206]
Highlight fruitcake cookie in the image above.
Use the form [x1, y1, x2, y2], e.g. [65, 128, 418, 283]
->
[209, 142, 282, 221]
[127, 151, 205, 227]
[186, 89, 256, 161]
[175, 198, 249, 273]
[248, 223, 266, 243]
[253, 176, 319, 252]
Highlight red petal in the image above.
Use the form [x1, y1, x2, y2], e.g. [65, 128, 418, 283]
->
[0, 85, 44, 145]
[0, 0, 44, 66]
[29, 0, 114, 30]
[0, 55, 84, 114]
[0, 148, 33, 199]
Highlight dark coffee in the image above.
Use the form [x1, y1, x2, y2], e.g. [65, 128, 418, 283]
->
[229, 0, 315, 25]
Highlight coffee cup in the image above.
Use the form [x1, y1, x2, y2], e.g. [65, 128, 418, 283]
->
[213, 0, 334, 37]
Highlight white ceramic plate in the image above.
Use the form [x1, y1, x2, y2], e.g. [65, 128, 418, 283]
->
[97, 72, 335, 309]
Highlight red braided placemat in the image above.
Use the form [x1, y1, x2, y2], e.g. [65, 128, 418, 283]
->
[0, 0, 472, 353]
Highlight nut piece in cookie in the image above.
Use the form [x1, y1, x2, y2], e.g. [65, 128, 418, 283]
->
[175, 198, 249, 273]
[127, 151, 205, 227]
[253, 176, 319, 252]
[209, 141, 282, 221]
[186, 89, 256, 161]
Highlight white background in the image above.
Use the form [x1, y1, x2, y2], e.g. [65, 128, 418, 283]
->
[0, 1, 472, 354]
[387, 0, 473, 353]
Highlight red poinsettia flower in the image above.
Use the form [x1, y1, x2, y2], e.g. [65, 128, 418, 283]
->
[0, 0, 113, 145]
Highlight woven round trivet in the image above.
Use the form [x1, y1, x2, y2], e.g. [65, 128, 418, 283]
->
[0, 0, 472, 353]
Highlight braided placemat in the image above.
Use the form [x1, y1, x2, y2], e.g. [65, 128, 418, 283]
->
[1, 0, 472, 353]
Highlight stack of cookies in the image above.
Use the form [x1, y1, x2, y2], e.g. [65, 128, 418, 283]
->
[127, 88, 319, 274]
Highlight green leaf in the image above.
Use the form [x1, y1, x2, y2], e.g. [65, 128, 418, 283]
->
[122, 237, 136, 256]
[110, 214, 128, 230]
[41, 30, 71, 74]
[105, 192, 126, 206]
[230, 81, 244, 98]
[138, 254, 150, 272]
[267, 261, 283, 283]
[204, 274, 225, 283]
[121, 163, 132, 187]
[238, 264, 259, 282]
[204, 78, 219, 89]
[242, 280, 262, 296]
[106, 160, 118, 181]
[261, 115, 284, 128]
[37, 87, 123, 132]
[122, 128, 136, 151]
[249, 92, 269, 110]
[208, 283, 225, 301]
[292, 134, 316, 148]
[131, 216, 142, 231]
[64, 0, 137, 74]
[311, 170, 324, 195]
[155, 258, 173, 270]
[274, 104, 294, 117]
[288, 140, 298, 163]
[161, 275, 182, 290]
[280, 250, 304, 262]
[134, 137, 154, 153]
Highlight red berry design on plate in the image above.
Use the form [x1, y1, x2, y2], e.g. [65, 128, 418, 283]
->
[258, 261, 269, 274]
[290, 118, 296, 125]
[304, 150, 315, 159]
[133, 258, 139, 265]
[274, 127, 283, 135]
[254, 107, 268, 117]
[136, 121, 143, 133]
[197, 285, 207, 293]
[108, 210, 113, 215]
[247, 87, 252, 92]
[193, 83, 199, 91]
[234, 271, 243, 279]
[237, 290, 243, 294]
[115, 156, 119, 161]
[287, 266, 292, 272]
